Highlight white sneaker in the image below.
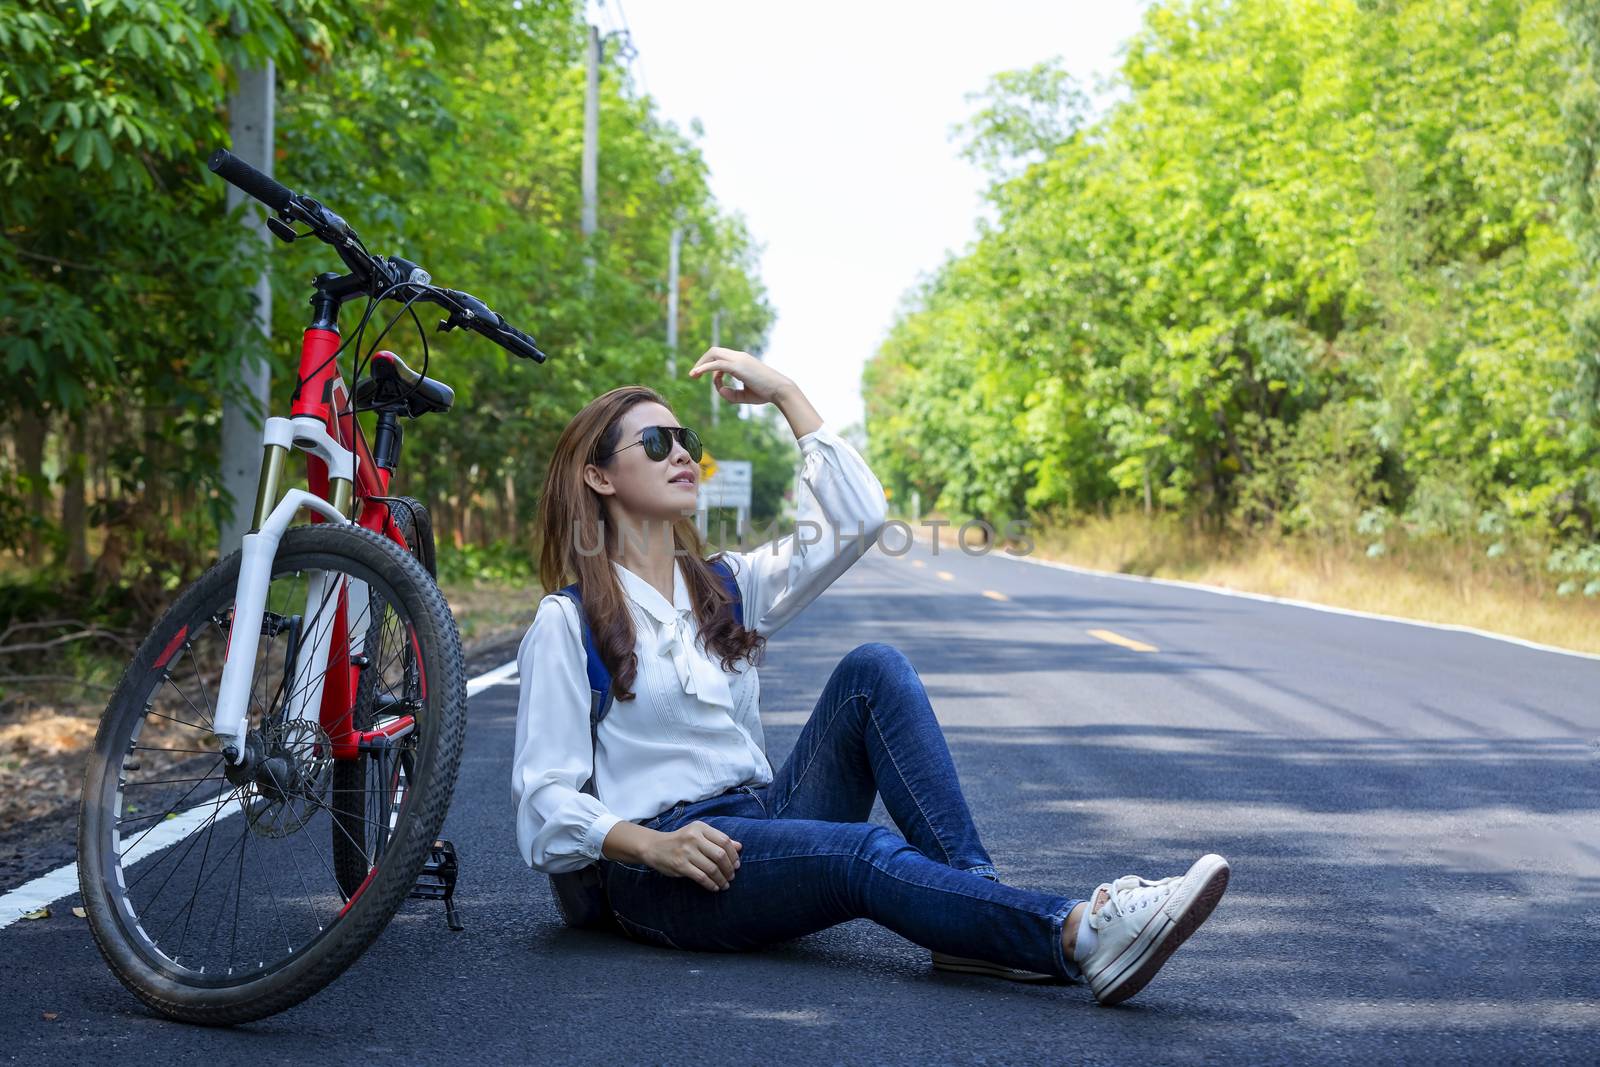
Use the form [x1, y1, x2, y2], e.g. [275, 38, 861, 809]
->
[1076, 853, 1229, 1005]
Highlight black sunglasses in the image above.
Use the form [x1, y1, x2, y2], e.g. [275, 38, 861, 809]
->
[597, 425, 702, 464]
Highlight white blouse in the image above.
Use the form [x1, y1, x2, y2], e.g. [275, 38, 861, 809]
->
[512, 422, 891, 874]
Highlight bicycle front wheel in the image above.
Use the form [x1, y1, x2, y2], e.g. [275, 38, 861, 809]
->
[76, 523, 466, 1025]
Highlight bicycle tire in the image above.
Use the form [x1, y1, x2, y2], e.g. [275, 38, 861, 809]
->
[76, 523, 466, 1026]
[332, 498, 436, 895]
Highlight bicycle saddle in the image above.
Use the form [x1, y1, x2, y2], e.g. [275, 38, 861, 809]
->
[354, 351, 455, 417]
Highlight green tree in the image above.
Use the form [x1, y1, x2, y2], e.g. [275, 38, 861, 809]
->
[867, 0, 1597, 588]
[0, 0, 780, 623]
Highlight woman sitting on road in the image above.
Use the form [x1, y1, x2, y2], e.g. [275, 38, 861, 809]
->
[510, 348, 1230, 1005]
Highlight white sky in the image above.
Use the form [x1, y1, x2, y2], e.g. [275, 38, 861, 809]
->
[603, 1, 1151, 439]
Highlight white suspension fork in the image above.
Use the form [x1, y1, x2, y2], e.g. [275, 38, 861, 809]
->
[213, 416, 358, 763]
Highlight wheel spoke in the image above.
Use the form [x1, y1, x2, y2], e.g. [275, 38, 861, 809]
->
[141, 707, 210, 733]
[242, 816, 297, 958]
[115, 757, 226, 862]
[126, 787, 237, 900]
[159, 674, 214, 734]
[166, 792, 236, 955]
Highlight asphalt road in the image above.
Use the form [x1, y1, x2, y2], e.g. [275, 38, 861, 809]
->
[3, 533, 1598, 1064]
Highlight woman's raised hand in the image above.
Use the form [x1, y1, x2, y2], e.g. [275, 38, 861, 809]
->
[644, 820, 743, 891]
[688, 347, 794, 407]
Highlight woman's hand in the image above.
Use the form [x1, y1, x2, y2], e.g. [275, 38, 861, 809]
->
[688, 347, 794, 407]
[642, 820, 743, 891]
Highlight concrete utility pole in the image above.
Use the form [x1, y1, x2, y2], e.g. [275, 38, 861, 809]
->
[220, 61, 275, 558]
[582, 24, 600, 245]
[579, 25, 598, 287]
[666, 223, 682, 376]
[739, 348, 761, 420]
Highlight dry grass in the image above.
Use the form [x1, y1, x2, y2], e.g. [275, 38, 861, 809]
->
[0, 581, 542, 838]
[439, 577, 543, 650]
[917, 509, 1600, 656]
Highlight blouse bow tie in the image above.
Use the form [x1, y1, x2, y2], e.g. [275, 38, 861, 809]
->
[653, 609, 735, 711]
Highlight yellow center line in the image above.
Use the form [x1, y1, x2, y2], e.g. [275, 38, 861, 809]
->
[982, 589, 1009, 601]
[911, 559, 925, 568]
[936, 570, 955, 581]
[1087, 628, 1158, 653]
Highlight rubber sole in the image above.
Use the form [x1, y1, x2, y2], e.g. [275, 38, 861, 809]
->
[930, 949, 1062, 984]
[1088, 853, 1230, 1006]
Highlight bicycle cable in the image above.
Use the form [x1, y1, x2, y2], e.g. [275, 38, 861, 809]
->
[294, 277, 388, 402]
[337, 282, 436, 447]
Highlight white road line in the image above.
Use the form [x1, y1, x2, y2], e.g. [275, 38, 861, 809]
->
[903, 528, 1600, 663]
[466, 658, 520, 696]
[2, 865, 79, 930]
[1, 659, 519, 930]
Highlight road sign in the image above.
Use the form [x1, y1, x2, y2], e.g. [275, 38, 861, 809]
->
[696, 459, 752, 539]
[699, 460, 751, 509]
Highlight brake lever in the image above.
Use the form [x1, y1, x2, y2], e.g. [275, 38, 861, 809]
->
[299, 197, 353, 241]
[266, 216, 300, 244]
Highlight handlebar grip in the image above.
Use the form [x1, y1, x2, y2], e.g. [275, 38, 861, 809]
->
[208, 148, 294, 212]
[493, 321, 548, 363]
[441, 288, 547, 362]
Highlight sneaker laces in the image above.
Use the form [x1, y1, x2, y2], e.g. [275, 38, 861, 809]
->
[1085, 874, 1179, 933]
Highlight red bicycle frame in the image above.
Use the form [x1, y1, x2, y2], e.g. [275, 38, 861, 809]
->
[287, 325, 416, 760]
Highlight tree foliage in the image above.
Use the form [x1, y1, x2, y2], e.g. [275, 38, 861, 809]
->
[866, 0, 1600, 590]
[0, 0, 779, 611]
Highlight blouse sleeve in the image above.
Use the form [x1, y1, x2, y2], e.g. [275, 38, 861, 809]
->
[723, 422, 890, 639]
[510, 593, 624, 874]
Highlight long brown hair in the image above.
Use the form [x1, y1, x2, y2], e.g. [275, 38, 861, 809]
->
[536, 385, 767, 702]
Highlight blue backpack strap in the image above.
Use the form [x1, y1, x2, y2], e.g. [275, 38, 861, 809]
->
[708, 555, 744, 627]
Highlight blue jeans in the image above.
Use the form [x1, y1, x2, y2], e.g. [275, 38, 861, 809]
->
[600, 642, 1084, 981]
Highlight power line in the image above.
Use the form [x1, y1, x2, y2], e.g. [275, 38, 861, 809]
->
[599, 0, 649, 101]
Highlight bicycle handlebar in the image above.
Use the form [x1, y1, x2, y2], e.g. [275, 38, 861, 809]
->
[207, 148, 548, 363]
[209, 148, 294, 212]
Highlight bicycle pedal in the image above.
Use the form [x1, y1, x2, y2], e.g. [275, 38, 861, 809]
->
[411, 838, 464, 931]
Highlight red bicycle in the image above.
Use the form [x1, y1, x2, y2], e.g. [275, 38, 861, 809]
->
[75, 149, 547, 1025]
